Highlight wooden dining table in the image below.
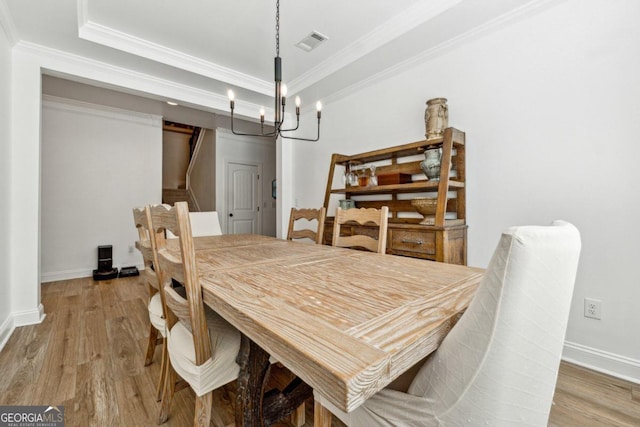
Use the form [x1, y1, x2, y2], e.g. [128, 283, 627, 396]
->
[180, 234, 484, 426]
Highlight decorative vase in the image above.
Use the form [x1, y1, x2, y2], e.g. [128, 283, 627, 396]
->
[420, 148, 442, 181]
[411, 197, 437, 225]
[424, 98, 448, 139]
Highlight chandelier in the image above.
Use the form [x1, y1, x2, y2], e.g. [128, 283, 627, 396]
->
[227, 0, 321, 141]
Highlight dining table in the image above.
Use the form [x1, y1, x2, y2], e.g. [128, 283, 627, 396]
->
[178, 234, 484, 426]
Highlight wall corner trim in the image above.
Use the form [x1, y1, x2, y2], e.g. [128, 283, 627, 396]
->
[12, 304, 45, 327]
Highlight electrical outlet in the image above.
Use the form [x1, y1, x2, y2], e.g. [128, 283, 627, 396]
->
[128, 245, 135, 253]
[584, 298, 602, 320]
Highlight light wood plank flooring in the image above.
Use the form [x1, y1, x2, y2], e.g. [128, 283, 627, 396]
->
[0, 276, 638, 426]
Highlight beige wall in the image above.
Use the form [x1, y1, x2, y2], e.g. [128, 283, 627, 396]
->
[189, 129, 216, 211]
[162, 130, 190, 189]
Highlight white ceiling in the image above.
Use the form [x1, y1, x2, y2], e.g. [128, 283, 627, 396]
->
[2, 0, 541, 116]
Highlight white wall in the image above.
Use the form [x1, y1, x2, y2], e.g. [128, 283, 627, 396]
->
[216, 129, 277, 237]
[44, 76, 270, 217]
[40, 96, 162, 281]
[292, 0, 640, 382]
[0, 21, 13, 348]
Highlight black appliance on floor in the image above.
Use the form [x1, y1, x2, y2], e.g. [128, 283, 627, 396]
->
[93, 245, 119, 281]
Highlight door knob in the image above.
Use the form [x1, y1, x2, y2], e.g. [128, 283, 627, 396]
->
[229, 213, 234, 217]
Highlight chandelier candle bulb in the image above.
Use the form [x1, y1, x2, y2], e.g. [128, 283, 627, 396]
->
[317, 101, 322, 119]
[228, 90, 235, 109]
[260, 107, 265, 123]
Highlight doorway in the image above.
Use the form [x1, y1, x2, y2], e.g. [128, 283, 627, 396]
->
[215, 129, 276, 236]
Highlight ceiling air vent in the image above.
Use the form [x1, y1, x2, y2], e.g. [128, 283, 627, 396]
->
[295, 31, 329, 52]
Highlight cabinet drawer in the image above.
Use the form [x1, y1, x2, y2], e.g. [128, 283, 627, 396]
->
[390, 230, 436, 255]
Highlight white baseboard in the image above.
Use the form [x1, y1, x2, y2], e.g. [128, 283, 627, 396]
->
[41, 268, 93, 283]
[12, 303, 46, 327]
[40, 263, 145, 283]
[563, 340, 640, 384]
[0, 314, 16, 352]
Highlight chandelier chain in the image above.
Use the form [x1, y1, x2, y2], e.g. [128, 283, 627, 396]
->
[275, 0, 280, 57]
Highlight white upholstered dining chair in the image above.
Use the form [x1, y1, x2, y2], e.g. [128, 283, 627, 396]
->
[188, 211, 223, 236]
[166, 210, 223, 238]
[315, 220, 581, 426]
[151, 202, 240, 426]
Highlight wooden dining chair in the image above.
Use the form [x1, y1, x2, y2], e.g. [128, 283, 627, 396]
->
[287, 207, 327, 244]
[331, 206, 389, 254]
[132, 205, 168, 402]
[150, 202, 241, 426]
[315, 221, 582, 426]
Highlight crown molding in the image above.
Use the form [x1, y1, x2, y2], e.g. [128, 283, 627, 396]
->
[288, 0, 463, 95]
[42, 94, 163, 127]
[14, 40, 273, 120]
[78, 20, 273, 96]
[76, 0, 272, 96]
[216, 127, 277, 147]
[320, 0, 559, 107]
[0, 0, 18, 46]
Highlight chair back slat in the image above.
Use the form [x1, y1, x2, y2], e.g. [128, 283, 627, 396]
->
[289, 228, 320, 242]
[163, 285, 191, 331]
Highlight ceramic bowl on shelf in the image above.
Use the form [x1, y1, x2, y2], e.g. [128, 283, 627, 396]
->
[411, 197, 438, 225]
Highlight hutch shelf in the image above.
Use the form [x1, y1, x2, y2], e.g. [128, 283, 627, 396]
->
[322, 127, 467, 265]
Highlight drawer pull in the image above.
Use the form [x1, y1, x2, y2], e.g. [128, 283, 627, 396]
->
[401, 238, 423, 245]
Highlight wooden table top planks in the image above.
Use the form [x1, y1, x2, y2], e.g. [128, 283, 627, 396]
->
[189, 235, 483, 413]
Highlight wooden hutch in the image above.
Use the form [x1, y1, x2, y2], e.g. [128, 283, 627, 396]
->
[322, 127, 467, 265]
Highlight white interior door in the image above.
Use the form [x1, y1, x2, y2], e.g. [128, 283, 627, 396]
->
[226, 162, 261, 234]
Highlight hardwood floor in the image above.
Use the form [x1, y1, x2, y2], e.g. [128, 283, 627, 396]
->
[0, 276, 638, 426]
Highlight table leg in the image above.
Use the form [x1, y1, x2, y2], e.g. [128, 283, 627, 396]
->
[314, 400, 333, 427]
[235, 334, 313, 426]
